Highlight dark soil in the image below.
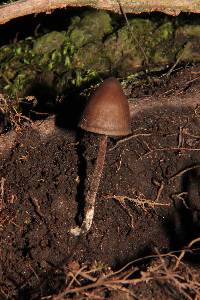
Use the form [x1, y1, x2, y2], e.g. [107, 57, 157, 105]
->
[1, 65, 200, 299]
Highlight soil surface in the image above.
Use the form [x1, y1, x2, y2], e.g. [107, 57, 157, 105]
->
[1, 65, 200, 299]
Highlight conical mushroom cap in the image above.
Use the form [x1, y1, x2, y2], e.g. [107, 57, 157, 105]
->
[79, 78, 131, 136]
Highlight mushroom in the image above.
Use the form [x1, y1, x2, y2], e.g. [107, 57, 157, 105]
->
[70, 77, 131, 236]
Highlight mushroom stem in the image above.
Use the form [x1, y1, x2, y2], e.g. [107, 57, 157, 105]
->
[81, 134, 107, 233]
[70, 135, 107, 236]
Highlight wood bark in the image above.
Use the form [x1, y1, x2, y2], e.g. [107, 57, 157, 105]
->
[0, 0, 200, 25]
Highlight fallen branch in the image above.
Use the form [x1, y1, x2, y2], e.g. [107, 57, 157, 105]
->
[1, 0, 200, 25]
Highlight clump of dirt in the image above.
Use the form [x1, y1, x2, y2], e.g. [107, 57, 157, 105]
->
[1, 66, 200, 299]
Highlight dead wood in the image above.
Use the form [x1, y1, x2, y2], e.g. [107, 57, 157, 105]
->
[0, 0, 200, 25]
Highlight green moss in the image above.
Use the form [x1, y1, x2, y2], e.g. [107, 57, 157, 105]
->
[73, 42, 109, 73]
[177, 24, 200, 37]
[174, 24, 200, 63]
[154, 22, 173, 41]
[33, 31, 66, 54]
[104, 19, 174, 73]
[178, 41, 200, 62]
[0, 45, 13, 62]
[150, 22, 174, 66]
[68, 11, 112, 48]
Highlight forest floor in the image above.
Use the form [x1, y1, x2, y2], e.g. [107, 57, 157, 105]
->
[1, 64, 200, 299]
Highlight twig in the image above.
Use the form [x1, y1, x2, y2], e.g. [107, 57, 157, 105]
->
[104, 185, 169, 228]
[139, 147, 200, 160]
[177, 126, 185, 148]
[48, 238, 200, 299]
[177, 75, 200, 95]
[0, 177, 5, 211]
[166, 43, 190, 78]
[109, 132, 152, 151]
[111, 193, 170, 211]
[188, 237, 200, 248]
[67, 266, 87, 288]
[169, 164, 200, 181]
[171, 192, 189, 208]
[154, 180, 165, 202]
[30, 197, 44, 219]
[117, 0, 149, 66]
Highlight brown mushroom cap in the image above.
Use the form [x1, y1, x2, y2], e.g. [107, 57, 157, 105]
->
[79, 78, 131, 136]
